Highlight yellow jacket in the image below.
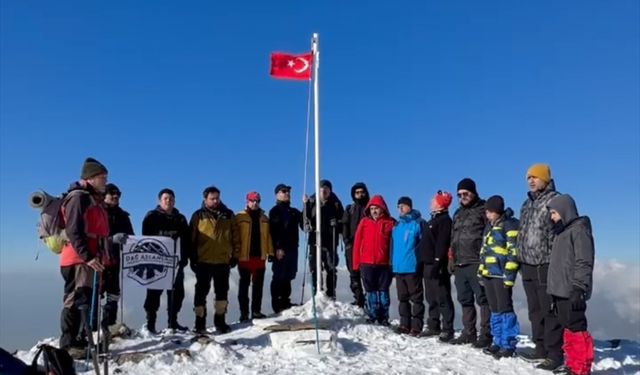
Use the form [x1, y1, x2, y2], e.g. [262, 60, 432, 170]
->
[235, 209, 273, 261]
[190, 204, 240, 265]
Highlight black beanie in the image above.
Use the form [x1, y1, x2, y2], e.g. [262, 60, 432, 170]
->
[81, 158, 108, 180]
[105, 183, 121, 195]
[397, 196, 413, 208]
[320, 179, 333, 190]
[485, 195, 505, 214]
[457, 178, 478, 196]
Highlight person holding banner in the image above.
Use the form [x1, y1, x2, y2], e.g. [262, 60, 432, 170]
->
[142, 188, 190, 333]
[102, 183, 134, 332]
[235, 192, 274, 321]
[190, 186, 238, 334]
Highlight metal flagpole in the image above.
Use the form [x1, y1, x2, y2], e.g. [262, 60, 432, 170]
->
[312, 33, 322, 296]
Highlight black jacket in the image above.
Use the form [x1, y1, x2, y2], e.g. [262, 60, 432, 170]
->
[304, 192, 344, 251]
[342, 182, 370, 250]
[105, 205, 135, 265]
[418, 211, 452, 265]
[451, 198, 486, 265]
[269, 201, 303, 250]
[142, 206, 190, 267]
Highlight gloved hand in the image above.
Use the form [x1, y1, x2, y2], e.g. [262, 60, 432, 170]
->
[570, 288, 587, 311]
[229, 257, 238, 268]
[447, 258, 456, 274]
[430, 260, 442, 278]
[87, 257, 105, 272]
[303, 223, 313, 233]
[112, 233, 129, 245]
[190, 261, 198, 273]
[268, 255, 275, 263]
[329, 218, 337, 227]
[276, 249, 285, 260]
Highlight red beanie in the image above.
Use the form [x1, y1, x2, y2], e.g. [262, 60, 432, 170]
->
[432, 190, 453, 210]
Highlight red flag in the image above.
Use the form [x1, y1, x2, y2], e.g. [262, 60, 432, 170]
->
[270, 52, 313, 81]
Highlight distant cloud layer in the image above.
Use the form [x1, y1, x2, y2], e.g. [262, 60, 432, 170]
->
[1, 258, 638, 351]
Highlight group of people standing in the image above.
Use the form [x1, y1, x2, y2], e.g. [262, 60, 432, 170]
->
[56, 158, 595, 375]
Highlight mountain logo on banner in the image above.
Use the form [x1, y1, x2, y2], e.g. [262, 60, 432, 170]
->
[122, 238, 177, 286]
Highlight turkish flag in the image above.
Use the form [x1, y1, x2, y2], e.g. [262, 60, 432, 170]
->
[270, 52, 313, 81]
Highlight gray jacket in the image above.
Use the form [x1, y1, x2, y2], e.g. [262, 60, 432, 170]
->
[451, 198, 486, 265]
[546, 194, 594, 300]
[517, 180, 559, 265]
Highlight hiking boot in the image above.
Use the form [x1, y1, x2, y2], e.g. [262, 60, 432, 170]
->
[449, 333, 477, 345]
[214, 314, 231, 334]
[422, 328, 441, 337]
[251, 312, 267, 319]
[438, 331, 454, 343]
[493, 349, 515, 359]
[482, 344, 501, 356]
[536, 358, 564, 371]
[472, 335, 493, 349]
[145, 312, 158, 334]
[517, 347, 547, 362]
[552, 365, 571, 374]
[66, 347, 87, 360]
[408, 329, 421, 337]
[365, 318, 376, 324]
[378, 319, 390, 327]
[395, 326, 410, 334]
[239, 314, 250, 323]
[169, 321, 188, 332]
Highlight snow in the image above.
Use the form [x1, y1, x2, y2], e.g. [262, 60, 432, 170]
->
[14, 296, 640, 374]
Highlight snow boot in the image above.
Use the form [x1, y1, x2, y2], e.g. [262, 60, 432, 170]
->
[194, 306, 207, 334]
[145, 311, 158, 334]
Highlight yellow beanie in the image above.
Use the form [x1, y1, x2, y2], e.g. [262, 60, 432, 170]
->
[527, 163, 551, 183]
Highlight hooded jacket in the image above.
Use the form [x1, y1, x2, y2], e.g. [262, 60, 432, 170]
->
[342, 182, 370, 249]
[391, 209, 425, 274]
[546, 194, 594, 299]
[304, 191, 344, 250]
[189, 202, 239, 265]
[478, 208, 520, 286]
[352, 195, 395, 270]
[517, 180, 559, 265]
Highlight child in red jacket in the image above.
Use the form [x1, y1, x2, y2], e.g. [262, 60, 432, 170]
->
[353, 195, 395, 325]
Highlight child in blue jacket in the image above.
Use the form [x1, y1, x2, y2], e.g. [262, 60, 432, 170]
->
[478, 195, 520, 358]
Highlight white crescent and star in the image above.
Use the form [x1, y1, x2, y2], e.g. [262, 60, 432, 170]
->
[285, 57, 310, 74]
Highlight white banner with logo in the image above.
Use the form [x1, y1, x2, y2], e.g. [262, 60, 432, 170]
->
[121, 236, 180, 291]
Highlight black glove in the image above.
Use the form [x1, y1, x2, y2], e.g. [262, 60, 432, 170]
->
[447, 258, 456, 274]
[229, 257, 238, 268]
[189, 260, 198, 273]
[111, 233, 129, 245]
[329, 218, 337, 227]
[570, 288, 587, 311]
[268, 255, 275, 263]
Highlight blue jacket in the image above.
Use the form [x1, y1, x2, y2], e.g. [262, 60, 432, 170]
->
[391, 210, 424, 274]
[478, 209, 520, 286]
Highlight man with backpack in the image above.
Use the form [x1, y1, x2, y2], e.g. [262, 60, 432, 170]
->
[58, 158, 113, 357]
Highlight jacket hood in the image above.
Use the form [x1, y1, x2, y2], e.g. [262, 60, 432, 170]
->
[548, 194, 579, 224]
[364, 195, 390, 217]
[154, 205, 182, 216]
[350, 182, 370, 203]
[399, 209, 422, 222]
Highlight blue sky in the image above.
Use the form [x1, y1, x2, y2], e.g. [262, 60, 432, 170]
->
[1, 0, 639, 350]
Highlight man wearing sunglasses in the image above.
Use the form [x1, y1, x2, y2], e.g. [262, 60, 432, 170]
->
[102, 183, 134, 334]
[448, 178, 492, 348]
[235, 192, 274, 321]
[268, 184, 303, 313]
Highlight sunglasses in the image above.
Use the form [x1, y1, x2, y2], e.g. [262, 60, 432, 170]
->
[107, 191, 121, 197]
[279, 190, 291, 194]
[457, 191, 471, 198]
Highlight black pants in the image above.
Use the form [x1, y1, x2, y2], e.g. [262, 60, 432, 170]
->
[144, 266, 185, 322]
[194, 263, 230, 307]
[101, 265, 120, 327]
[484, 277, 514, 313]
[453, 264, 491, 338]
[309, 246, 338, 298]
[238, 267, 265, 316]
[60, 264, 94, 349]
[271, 278, 292, 313]
[423, 263, 455, 333]
[555, 297, 587, 332]
[345, 244, 364, 305]
[521, 264, 563, 362]
[396, 273, 425, 332]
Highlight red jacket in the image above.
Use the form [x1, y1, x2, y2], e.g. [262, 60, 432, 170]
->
[352, 195, 394, 271]
[60, 184, 109, 267]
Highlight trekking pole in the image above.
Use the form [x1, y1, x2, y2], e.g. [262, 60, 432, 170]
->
[300, 238, 310, 305]
[86, 270, 101, 375]
[96, 272, 103, 370]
